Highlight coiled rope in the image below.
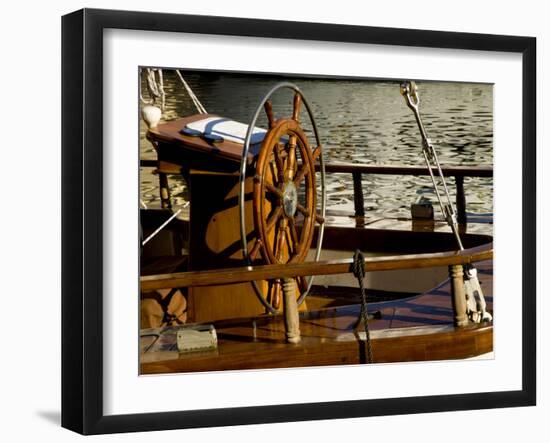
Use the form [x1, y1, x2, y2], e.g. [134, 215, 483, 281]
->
[140, 68, 207, 115]
[140, 68, 166, 110]
[351, 249, 374, 364]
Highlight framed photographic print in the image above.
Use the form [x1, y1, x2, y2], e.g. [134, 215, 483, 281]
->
[62, 8, 536, 435]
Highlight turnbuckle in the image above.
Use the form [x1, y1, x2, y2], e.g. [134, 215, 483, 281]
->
[443, 203, 458, 227]
[422, 138, 435, 162]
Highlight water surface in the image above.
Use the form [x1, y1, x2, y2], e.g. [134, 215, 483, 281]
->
[139, 70, 493, 221]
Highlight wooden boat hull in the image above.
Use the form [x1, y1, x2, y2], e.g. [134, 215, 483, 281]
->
[140, 261, 493, 374]
[141, 324, 492, 374]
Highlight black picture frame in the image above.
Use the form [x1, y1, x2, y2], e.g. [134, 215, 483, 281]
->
[61, 8, 536, 435]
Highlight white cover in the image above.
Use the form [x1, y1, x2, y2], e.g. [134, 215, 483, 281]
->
[186, 116, 267, 145]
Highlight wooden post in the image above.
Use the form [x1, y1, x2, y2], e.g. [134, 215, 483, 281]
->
[282, 278, 301, 343]
[352, 172, 365, 218]
[449, 264, 468, 327]
[455, 175, 466, 224]
[158, 172, 172, 210]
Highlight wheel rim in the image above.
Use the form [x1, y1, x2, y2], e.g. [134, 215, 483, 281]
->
[239, 82, 326, 313]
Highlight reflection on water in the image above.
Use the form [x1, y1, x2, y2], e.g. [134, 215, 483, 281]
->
[140, 70, 492, 220]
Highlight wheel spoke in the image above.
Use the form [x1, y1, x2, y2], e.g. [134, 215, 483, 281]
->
[268, 161, 279, 187]
[274, 221, 287, 263]
[288, 217, 301, 255]
[249, 238, 263, 261]
[270, 279, 282, 309]
[273, 144, 285, 183]
[264, 100, 275, 129]
[267, 279, 274, 304]
[297, 276, 308, 293]
[312, 145, 322, 162]
[296, 202, 310, 217]
[286, 137, 297, 181]
[266, 182, 284, 198]
[293, 165, 309, 187]
[284, 227, 295, 256]
[275, 217, 288, 263]
[292, 92, 302, 122]
[266, 206, 283, 232]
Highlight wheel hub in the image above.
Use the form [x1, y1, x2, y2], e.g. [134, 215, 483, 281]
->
[282, 181, 298, 217]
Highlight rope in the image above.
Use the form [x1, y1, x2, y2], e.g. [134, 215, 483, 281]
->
[175, 70, 207, 114]
[351, 249, 374, 364]
[140, 68, 166, 110]
[140, 68, 206, 115]
[141, 209, 183, 246]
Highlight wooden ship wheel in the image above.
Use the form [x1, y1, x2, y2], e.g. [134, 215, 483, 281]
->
[239, 83, 326, 313]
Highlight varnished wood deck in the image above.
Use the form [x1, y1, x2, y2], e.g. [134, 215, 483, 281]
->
[140, 261, 493, 374]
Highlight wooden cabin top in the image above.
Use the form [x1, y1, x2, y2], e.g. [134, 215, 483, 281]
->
[146, 114, 259, 167]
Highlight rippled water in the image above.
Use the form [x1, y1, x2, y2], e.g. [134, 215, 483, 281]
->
[140, 70, 492, 220]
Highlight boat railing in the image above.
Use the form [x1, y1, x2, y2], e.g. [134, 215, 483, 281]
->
[140, 160, 493, 223]
[317, 163, 493, 223]
[141, 242, 491, 291]
[141, 242, 492, 327]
